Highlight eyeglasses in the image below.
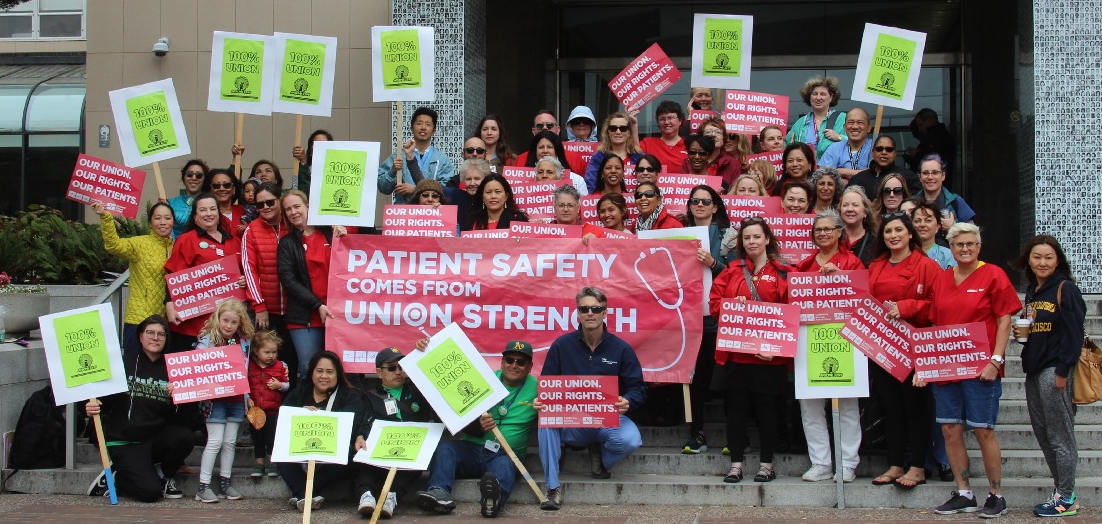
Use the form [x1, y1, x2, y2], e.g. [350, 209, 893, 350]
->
[881, 211, 909, 221]
[688, 197, 713, 206]
[577, 305, 607, 314]
[534, 122, 557, 130]
[210, 182, 234, 190]
[464, 147, 486, 155]
[419, 192, 442, 200]
[634, 190, 659, 199]
[873, 146, 896, 153]
[607, 125, 630, 133]
[687, 150, 708, 157]
[950, 241, 980, 250]
[881, 187, 906, 196]
[812, 226, 842, 234]
[502, 356, 530, 366]
[184, 171, 205, 179]
[378, 364, 402, 372]
[635, 165, 658, 173]
[556, 202, 577, 209]
[920, 170, 943, 176]
[143, 330, 166, 339]
[257, 198, 278, 209]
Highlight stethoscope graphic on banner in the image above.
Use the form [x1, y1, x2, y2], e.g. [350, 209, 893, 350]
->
[633, 246, 685, 372]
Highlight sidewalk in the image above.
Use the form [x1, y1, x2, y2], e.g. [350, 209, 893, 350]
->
[0, 494, 1096, 523]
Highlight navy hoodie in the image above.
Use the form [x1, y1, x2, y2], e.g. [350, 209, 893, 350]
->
[542, 326, 646, 411]
[1022, 274, 1086, 377]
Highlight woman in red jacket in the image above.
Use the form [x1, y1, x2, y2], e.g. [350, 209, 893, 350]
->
[794, 210, 865, 483]
[866, 211, 942, 489]
[241, 183, 296, 383]
[708, 216, 794, 484]
[631, 182, 683, 232]
[164, 193, 243, 352]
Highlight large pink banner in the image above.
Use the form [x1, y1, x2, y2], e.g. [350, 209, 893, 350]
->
[326, 236, 703, 383]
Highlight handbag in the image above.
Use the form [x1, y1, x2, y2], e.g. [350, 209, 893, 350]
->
[1054, 280, 1102, 404]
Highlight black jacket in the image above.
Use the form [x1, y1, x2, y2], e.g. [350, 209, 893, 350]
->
[282, 383, 370, 460]
[362, 381, 438, 432]
[850, 165, 921, 200]
[463, 208, 528, 231]
[98, 352, 199, 443]
[277, 227, 334, 325]
[1022, 274, 1086, 377]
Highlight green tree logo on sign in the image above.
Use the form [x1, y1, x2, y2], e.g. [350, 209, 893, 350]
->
[78, 353, 94, 372]
[293, 78, 310, 97]
[714, 53, 731, 70]
[232, 76, 251, 95]
[306, 437, 323, 450]
[331, 189, 350, 209]
[148, 129, 166, 147]
[821, 357, 841, 377]
[878, 73, 896, 91]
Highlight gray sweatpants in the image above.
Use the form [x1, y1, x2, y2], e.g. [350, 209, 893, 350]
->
[1025, 367, 1078, 495]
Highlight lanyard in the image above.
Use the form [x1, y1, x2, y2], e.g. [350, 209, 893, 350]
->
[494, 384, 524, 419]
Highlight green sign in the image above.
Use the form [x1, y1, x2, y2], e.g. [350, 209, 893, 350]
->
[280, 39, 326, 104]
[416, 338, 492, 417]
[380, 29, 421, 90]
[221, 37, 265, 102]
[318, 149, 367, 216]
[289, 415, 339, 456]
[370, 425, 429, 462]
[54, 310, 112, 388]
[125, 91, 179, 157]
[864, 33, 916, 100]
[807, 323, 855, 386]
[702, 18, 743, 77]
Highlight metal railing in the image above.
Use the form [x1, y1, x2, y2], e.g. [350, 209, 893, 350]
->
[65, 269, 130, 470]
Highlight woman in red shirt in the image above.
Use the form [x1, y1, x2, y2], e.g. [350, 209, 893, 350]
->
[708, 217, 794, 484]
[794, 210, 865, 483]
[631, 182, 682, 232]
[164, 193, 243, 352]
[866, 211, 942, 489]
[205, 169, 244, 233]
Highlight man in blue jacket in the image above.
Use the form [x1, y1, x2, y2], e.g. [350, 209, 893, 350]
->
[377, 106, 456, 204]
[535, 286, 645, 511]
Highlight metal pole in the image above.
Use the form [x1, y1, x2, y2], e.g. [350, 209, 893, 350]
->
[832, 398, 845, 508]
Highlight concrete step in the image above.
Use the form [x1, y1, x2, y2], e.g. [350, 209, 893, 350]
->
[8, 464, 1102, 509]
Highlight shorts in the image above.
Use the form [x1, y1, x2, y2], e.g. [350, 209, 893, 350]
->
[932, 377, 1001, 429]
[206, 398, 246, 423]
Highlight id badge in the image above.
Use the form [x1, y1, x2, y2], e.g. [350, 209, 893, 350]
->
[484, 439, 501, 453]
[384, 397, 398, 415]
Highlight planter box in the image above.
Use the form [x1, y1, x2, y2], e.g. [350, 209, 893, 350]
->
[0, 292, 49, 334]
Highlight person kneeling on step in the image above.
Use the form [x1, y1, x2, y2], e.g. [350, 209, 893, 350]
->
[416, 340, 538, 518]
[535, 286, 645, 510]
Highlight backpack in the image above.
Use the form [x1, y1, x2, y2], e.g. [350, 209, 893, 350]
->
[8, 385, 65, 469]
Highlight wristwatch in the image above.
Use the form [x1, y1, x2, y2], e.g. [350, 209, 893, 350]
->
[990, 355, 1005, 367]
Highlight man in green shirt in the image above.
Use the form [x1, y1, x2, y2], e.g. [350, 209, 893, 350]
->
[416, 340, 538, 518]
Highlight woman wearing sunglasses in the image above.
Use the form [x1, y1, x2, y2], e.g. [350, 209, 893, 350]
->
[631, 182, 682, 232]
[866, 211, 941, 490]
[203, 169, 244, 233]
[411, 178, 448, 209]
[584, 112, 645, 193]
[169, 159, 210, 239]
[809, 168, 843, 214]
[709, 217, 794, 483]
[850, 136, 921, 200]
[632, 154, 662, 187]
[873, 173, 910, 218]
[682, 135, 716, 177]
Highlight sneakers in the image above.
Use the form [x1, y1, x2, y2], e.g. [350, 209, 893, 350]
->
[479, 472, 502, 518]
[194, 482, 219, 503]
[540, 487, 562, 511]
[162, 477, 183, 499]
[978, 493, 1008, 518]
[250, 463, 265, 478]
[934, 491, 979, 514]
[681, 433, 708, 454]
[414, 486, 456, 514]
[1035, 491, 1079, 517]
[842, 467, 856, 483]
[218, 476, 243, 500]
[589, 443, 610, 479]
[357, 490, 377, 516]
[802, 464, 833, 482]
[266, 458, 279, 478]
[294, 495, 325, 511]
[381, 492, 397, 519]
[87, 469, 112, 497]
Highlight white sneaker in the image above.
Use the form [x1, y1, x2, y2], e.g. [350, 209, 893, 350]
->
[381, 492, 397, 519]
[802, 464, 834, 482]
[357, 490, 377, 516]
[842, 467, 856, 483]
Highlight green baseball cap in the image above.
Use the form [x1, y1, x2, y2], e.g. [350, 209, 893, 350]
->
[502, 340, 533, 359]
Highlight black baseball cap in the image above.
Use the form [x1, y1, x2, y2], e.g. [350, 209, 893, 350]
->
[376, 347, 403, 367]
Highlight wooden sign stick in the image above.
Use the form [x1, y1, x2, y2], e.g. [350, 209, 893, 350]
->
[292, 114, 304, 182]
[368, 466, 398, 524]
[683, 384, 692, 424]
[233, 113, 244, 180]
[151, 162, 167, 202]
[872, 105, 885, 137]
[491, 420, 546, 503]
[832, 397, 846, 509]
[90, 397, 118, 505]
[302, 459, 316, 523]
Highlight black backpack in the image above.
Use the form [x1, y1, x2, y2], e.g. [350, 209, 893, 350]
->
[8, 385, 65, 469]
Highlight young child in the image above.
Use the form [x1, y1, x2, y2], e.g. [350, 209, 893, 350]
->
[246, 330, 289, 478]
[194, 298, 254, 503]
[240, 179, 261, 227]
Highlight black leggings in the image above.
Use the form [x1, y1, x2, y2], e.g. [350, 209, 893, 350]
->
[106, 424, 194, 502]
[720, 363, 788, 463]
[249, 411, 278, 459]
[871, 365, 931, 469]
[689, 326, 717, 435]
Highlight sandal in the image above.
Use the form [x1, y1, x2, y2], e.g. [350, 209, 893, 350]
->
[753, 464, 776, 483]
[723, 464, 743, 483]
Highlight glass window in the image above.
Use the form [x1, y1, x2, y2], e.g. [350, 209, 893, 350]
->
[0, 0, 84, 40]
[0, 86, 32, 132]
[26, 84, 84, 131]
[0, 15, 33, 38]
[39, 13, 80, 37]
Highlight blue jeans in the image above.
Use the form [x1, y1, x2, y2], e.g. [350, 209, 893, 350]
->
[932, 377, 1002, 429]
[427, 439, 517, 508]
[206, 398, 245, 423]
[289, 327, 324, 381]
[538, 414, 642, 490]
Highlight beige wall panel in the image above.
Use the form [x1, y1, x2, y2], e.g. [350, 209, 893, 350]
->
[349, 0, 390, 49]
[122, 0, 161, 53]
[273, 0, 311, 34]
[84, 52, 124, 112]
[161, 1, 199, 52]
[233, 0, 275, 35]
[310, 0, 351, 47]
[196, 0, 237, 51]
[86, 0, 124, 53]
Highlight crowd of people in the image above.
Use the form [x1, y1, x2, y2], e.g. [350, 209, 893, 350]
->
[82, 76, 1084, 519]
